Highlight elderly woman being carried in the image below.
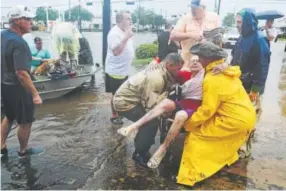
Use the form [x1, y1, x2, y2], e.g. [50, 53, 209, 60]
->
[117, 55, 206, 168]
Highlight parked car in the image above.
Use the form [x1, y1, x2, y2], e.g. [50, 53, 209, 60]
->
[222, 27, 240, 49]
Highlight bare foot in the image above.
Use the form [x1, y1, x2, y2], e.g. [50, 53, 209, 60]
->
[147, 146, 167, 169]
[117, 125, 139, 139]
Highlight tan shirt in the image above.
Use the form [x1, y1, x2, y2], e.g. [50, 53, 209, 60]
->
[173, 11, 220, 66]
[113, 64, 176, 112]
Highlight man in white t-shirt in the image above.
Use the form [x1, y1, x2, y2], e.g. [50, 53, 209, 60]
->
[105, 10, 134, 125]
[260, 19, 278, 49]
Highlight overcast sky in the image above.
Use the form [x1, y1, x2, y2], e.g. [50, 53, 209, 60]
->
[1, 0, 286, 25]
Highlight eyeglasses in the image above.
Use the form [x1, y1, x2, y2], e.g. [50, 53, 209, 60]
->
[19, 17, 32, 21]
[191, 59, 199, 63]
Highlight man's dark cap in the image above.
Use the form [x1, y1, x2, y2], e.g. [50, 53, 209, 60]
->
[190, 41, 228, 59]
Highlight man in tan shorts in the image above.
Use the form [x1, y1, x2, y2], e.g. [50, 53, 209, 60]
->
[170, 0, 221, 68]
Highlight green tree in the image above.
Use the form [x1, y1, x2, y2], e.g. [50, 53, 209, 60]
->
[132, 8, 165, 29]
[131, 13, 137, 24]
[145, 10, 156, 28]
[134, 7, 148, 27]
[154, 15, 165, 28]
[64, 5, 94, 21]
[223, 13, 235, 27]
[35, 7, 58, 21]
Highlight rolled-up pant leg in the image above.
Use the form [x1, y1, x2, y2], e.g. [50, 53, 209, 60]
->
[118, 105, 159, 155]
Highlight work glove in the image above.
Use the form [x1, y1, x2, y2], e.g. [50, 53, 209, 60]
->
[249, 84, 262, 102]
[168, 85, 182, 101]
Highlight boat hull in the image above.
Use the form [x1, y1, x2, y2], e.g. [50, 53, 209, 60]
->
[34, 73, 94, 100]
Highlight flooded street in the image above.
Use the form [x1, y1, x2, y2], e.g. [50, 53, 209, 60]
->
[1, 32, 286, 190]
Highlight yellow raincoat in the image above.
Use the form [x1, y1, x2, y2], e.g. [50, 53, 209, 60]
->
[177, 60, 256, 186]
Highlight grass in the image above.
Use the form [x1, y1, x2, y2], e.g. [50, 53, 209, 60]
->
[277, 37, 286, 42]
[132, 57, 154, 66]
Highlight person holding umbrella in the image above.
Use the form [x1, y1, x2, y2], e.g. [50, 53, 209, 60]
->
[260, 19, 278, 48]
[256, 10, 284, 49]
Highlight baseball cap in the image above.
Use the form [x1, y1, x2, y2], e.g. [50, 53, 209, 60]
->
[190, 41, 228, 59]
[190, 0, 206, 8]
[7, 5, 35, 20]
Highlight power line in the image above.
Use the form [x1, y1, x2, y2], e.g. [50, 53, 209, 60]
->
[1, 0, 285, 9]
[0, 0, 153, 9]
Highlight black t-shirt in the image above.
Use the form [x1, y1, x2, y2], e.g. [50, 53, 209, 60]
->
[158, 31, 179, 61]
[78, 37, 94, 65]
[1, 29, 32, 85]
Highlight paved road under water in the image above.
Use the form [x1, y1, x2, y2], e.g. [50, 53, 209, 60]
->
[1, 34, 286, 189]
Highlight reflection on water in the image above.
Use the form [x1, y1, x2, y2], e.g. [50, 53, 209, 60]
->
[279, 59, 286, 117]
[245, 44, 286, 190]
[1, 157, 39, 190]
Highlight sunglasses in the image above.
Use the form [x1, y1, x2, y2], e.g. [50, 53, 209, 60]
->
[20, 17, 32, 21]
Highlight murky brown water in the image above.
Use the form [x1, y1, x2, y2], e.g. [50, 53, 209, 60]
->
[1, 33, 286, 190]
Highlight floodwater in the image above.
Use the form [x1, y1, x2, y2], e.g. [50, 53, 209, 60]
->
[1, 32, 286, 190]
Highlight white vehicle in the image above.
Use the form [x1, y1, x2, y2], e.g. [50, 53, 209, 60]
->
[222, 27, 240, 49]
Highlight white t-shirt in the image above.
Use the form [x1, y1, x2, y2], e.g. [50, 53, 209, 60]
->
[181, 69, 204, 100]
[105, 25, 134, 76]
[262, 27, 278, 49]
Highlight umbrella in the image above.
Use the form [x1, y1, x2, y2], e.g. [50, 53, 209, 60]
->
[256, 10, 285, 20]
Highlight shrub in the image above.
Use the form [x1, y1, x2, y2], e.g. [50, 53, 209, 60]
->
[135, 43, 158, 59]
[31, 25, 39, 31]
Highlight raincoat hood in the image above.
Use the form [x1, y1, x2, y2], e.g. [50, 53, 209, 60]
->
[206, 59, 241, 78]
[239, 8, 258, 37]
[237, 8, 259, 53]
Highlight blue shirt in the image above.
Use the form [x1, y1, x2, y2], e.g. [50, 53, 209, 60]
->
[30, 47, 51, 67]
[1, 29, 32, 85]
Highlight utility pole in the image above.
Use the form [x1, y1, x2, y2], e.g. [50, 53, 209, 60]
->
[214, 0, 217, 13]
[46, 6, 49, 32]
[69, 0, 71, 20]
[217, 0, 222, 15]
[102, 0, 111, 69]
[137, 0, 140, 32]
[78, 0, 82, 32]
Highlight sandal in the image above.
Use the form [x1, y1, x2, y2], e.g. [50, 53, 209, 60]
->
[147, 148, 167, 169]
[110, 117, 123, 125]
[117, 126, 139, 139]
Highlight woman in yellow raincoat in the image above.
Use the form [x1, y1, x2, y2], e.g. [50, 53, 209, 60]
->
[177, 41, 256, 186]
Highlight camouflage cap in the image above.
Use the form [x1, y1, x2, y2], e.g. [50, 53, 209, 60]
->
[190, 41, 228, 59]
[203, 27, 225, 45]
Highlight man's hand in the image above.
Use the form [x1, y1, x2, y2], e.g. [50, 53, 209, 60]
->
[112, 29, 133, 56]
[249, 84, 262, 103]
[249, 91, 259, 103]
[33, 94, 43, 105]
[211, 62, 229, 75]
[188, 32, 203, 41]
[40, 58, 51, 62]
[32, 56, 42, 61]
[125, 29, 133, 39]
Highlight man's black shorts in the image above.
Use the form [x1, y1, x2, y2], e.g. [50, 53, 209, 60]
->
[1, 83, 35, 124]
[105, 73, 128, 95]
